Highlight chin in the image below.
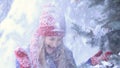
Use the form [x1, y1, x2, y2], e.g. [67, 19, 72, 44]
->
[46, 49, 54, 54]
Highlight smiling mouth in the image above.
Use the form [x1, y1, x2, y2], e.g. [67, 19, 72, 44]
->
[47, 45, 56, 50]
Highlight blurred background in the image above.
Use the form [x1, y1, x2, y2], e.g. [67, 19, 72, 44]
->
[0, 0, 120, 68]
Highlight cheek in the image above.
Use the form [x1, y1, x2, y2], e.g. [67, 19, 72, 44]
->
[57, 41, 62, 47]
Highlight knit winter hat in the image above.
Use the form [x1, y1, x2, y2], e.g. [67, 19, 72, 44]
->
[36, 3, 66, 36]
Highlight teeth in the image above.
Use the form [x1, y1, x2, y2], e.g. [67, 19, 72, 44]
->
[50, 47, 55, 50]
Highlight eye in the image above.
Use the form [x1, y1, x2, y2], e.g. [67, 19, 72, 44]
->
[57, 38, 62, 42]
[49, 37, 55, 41]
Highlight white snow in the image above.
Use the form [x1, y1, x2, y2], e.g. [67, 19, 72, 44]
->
[0, 0, 106, 68]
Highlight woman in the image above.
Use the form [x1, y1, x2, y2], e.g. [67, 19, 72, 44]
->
[15, 3, 76, 68]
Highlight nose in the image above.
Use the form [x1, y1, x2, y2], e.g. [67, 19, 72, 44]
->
[52, 41, 58, 48]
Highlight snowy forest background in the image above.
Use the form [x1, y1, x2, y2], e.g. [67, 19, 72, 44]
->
[0, 0, 120, 68]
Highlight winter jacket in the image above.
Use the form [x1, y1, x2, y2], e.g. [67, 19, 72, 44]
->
[14, 47, 76, 68]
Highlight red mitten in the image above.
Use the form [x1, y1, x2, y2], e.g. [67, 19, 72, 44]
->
[15, 47, 31, 68]
[101, 51, 112, 61]
[90, 50, 103, 65]
[91, 51, 112, 66]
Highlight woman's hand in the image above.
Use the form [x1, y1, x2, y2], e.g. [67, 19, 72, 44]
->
[15, 47, 31, 68]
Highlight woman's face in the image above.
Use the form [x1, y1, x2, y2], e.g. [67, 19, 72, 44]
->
[44, 36, 63, 54]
